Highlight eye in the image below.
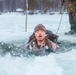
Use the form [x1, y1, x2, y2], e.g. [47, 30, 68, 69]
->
[36, 31, 39, 33]
[41, 30, 44, 32]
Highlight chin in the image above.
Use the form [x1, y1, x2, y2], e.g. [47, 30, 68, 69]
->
[38, 38, 43, 40]
[38, 38, 44, 41]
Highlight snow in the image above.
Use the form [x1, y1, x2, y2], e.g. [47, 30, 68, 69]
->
[16, 8, 23, 12]
[0, 13, 76, 75]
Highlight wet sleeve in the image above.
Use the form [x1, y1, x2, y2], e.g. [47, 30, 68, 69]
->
[25, 41, 35, 51]
[50, 41, 60, 52]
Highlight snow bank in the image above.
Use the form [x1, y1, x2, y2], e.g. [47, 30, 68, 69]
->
[0, 54, 63, 75]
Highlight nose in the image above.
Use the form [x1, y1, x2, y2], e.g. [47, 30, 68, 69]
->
[38, 31, 42, 35]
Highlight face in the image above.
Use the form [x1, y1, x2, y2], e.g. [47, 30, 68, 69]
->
[35, 30, 46, 41]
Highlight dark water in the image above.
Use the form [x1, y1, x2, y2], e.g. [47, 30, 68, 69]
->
[0, 40, 76, 57]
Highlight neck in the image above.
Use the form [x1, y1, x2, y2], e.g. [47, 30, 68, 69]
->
[37, 39, 45, 46]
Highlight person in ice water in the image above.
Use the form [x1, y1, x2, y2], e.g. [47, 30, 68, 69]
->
[25, 24, 59, 53]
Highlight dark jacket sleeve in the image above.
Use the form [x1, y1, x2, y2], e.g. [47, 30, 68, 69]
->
[46, 30, 59, 42]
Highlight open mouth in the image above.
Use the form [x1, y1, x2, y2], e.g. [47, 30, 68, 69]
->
[38, 35, 42, 38]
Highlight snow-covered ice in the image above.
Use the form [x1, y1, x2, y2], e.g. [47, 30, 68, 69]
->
[0, 13, 76, 75]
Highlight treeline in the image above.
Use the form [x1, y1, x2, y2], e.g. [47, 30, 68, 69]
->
[0, 0, 67, 14]
[0, 0, 25, 13]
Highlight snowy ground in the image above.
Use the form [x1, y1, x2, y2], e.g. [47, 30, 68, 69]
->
[0, 13, 76, 75]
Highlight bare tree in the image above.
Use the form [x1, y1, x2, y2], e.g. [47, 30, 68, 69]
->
[0, 0, 67, 13]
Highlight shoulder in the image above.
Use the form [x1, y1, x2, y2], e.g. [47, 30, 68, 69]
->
[25, 39, 36, 49]
[45, 38, 59, 50]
